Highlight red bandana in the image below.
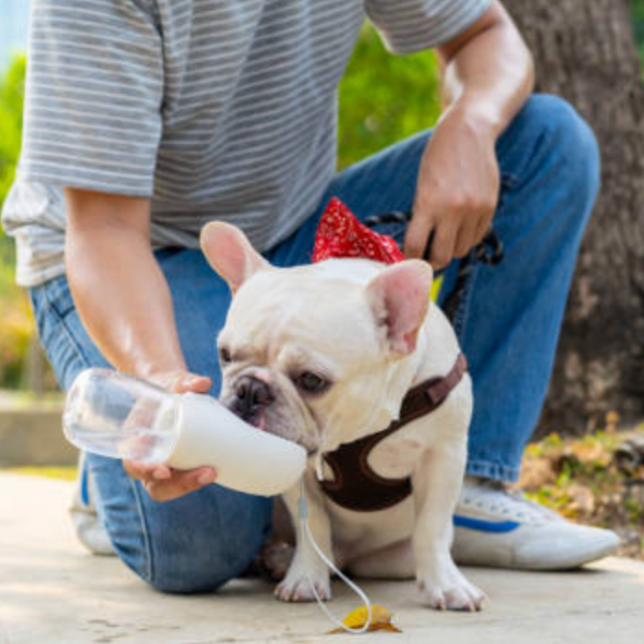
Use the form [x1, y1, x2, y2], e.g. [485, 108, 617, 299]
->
[312, 197, 405, 265]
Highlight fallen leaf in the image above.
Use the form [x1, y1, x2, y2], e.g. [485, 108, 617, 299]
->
[328, 604, 402, 634]
[518, 457, 557, 491]
[568, 443, 610, 467]
[566, 483, 596, 515]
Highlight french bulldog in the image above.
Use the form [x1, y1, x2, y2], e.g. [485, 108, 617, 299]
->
[200, 221, 485, 611]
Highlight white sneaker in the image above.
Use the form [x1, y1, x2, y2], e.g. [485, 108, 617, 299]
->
[452, 478, 620, 570]
[69, 453, 115, 556]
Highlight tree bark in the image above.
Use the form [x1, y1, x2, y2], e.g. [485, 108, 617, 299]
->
[502, 0, 644, 436]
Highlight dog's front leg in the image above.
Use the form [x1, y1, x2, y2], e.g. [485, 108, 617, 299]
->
[412, 438, 485, 611]
[275, 469, 333, 602]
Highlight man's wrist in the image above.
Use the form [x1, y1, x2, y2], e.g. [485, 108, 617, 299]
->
[441, 95, 506, 142]
[128, 357, 188, 383]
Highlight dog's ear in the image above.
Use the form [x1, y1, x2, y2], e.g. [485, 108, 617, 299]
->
[365, 260, 433, 357]
[200, 222, 269, 294]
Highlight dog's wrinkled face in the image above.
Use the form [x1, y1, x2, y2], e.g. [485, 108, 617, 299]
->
[200, 222, 432, 453]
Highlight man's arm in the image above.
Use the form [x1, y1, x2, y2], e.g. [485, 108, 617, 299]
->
[65, 188, 217, 501]
[404, 1, 534, 267]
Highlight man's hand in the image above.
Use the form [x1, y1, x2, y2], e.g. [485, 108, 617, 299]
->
[404, 106, 500, 268]
[123, 369, 217, 502]
[404, 1, 534, 268]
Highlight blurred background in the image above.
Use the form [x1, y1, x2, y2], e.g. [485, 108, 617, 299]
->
[1, 1, 644, 554]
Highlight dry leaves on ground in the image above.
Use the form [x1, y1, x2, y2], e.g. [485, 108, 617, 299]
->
[328, 604, 402, 634]
[517, 422, 644, 560]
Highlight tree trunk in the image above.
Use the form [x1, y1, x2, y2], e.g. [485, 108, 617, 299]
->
[503, 0, 644, 436]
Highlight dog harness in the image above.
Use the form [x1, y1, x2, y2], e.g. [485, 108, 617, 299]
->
[311, 198, 478, 512]
[319, 353, 468, 512]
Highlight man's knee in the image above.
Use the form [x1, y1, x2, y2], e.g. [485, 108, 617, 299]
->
[145, 535, 261, 594]
[105, 485, 272, 594]
[145, 503, 270, 594]
[522, 94, 600, 192]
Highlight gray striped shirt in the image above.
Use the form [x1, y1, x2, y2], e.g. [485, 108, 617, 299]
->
[2, 0, 490, 287]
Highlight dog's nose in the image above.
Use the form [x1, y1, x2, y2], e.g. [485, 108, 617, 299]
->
[234, 376, 274, 416]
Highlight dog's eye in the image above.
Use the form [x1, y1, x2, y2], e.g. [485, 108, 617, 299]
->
[296, 372, 328, 394]
[219, 347, 232, 365]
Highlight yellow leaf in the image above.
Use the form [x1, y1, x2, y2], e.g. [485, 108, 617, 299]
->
[328, 604, 402, 634]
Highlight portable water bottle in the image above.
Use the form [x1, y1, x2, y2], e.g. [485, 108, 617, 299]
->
[63, 368, 307, 496]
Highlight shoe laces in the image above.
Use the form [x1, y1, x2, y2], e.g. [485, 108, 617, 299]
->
[460, 478, 562, 525]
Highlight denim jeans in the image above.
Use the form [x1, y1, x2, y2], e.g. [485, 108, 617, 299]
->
[29, 95, 599, 592]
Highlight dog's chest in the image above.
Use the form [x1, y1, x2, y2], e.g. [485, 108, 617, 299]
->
[366, 427, 428, 479]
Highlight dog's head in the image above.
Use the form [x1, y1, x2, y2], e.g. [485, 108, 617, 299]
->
[201, 222, 433, 454]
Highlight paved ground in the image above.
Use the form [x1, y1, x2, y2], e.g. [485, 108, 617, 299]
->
[1, 473, 643, 644]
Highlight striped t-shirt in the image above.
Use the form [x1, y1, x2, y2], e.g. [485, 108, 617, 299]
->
[2, 0, 491, 287]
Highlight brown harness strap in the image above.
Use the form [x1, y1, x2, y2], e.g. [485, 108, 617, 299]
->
[318, 353, 468, 512]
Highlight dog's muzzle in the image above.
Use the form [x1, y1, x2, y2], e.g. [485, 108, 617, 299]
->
[231, 375, 274, 420]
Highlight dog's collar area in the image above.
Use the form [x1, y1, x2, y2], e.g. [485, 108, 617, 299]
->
[402, 353, 468, 415]
[318, 353, 468, 512]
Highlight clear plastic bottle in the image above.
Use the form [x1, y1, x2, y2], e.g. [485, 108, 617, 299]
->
[63, 368, 307, 496]
[64, 368, 179, 463]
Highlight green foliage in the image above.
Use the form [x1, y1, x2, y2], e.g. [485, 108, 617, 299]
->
[0, 55, 31, 389]
[0, 290, 34, 388]
[338, 24, 441, 169]
[0, 55, 25, 262]
[625, 497, 642, 523]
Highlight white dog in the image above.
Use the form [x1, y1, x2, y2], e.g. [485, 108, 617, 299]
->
[201, 221, 485, 611]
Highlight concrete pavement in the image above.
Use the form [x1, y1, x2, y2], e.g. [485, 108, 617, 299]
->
[0, 472, 642, 644]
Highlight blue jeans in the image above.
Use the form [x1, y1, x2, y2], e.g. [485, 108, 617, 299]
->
[29, 95, 599, 593]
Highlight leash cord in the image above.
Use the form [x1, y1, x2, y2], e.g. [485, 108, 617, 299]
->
[298, 479, 373, 635]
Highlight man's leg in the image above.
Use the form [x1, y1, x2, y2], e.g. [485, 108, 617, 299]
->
[441, 95, 616, 568]
[29, 249, 272, 592]
[271, 94, 618, 568]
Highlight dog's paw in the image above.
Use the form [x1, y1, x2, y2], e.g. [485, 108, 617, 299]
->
[418, 569, 485, 612]
[275, 568, 331, 603]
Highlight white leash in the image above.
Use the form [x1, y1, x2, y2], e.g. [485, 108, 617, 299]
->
[298, 478, 373, 635]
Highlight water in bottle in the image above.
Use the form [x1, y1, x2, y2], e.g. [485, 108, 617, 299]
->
[63, 368, 180, 462]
